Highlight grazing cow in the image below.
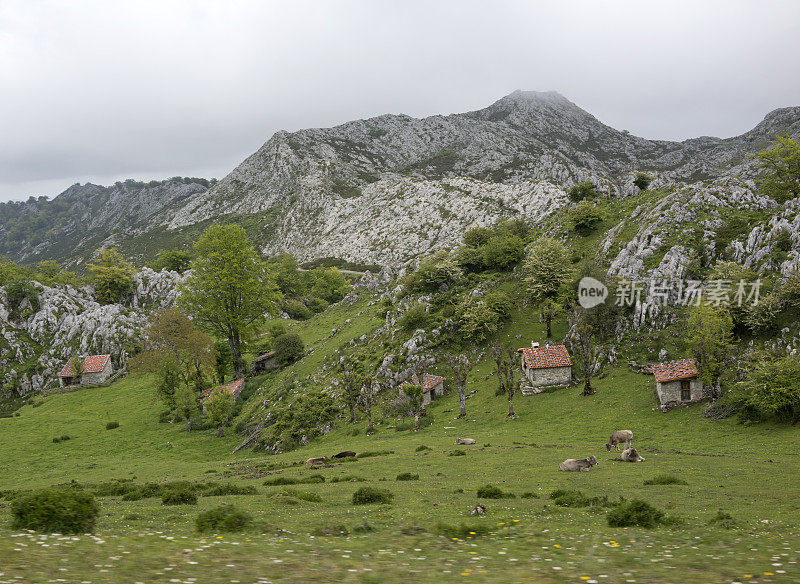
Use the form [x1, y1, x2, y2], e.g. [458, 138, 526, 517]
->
[455, 438, 476, 445]
[305, 456, 328, 466]
[558, 455, 598, 472]
[332, 451, 356, 459]
[470, 504, 487, 516]
[605, 430, 633, 451]
[620, 447, 645, 462]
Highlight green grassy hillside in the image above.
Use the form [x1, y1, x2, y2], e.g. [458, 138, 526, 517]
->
[2, 319, 800, 582]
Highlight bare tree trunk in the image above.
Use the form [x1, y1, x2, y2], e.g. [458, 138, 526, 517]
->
[508, 385, 515, 417]
[582, 374, 594, 396]
[545, 311, 552, 338]
[229, 330, 244, 379]
[413, 412, 420, 430]
[458, 385, 467, 418]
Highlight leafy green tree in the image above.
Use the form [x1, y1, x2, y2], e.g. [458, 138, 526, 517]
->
[154, 249, 193, 273]
[633, 172, 653, 191]
[483, 235, 525, 270]
[445, 353, 473, 418]
[454, 245, 486, 272]
[267, 254, 307, 297]
[462, 227, 492, 247]
[493, 218, 530, 240]
[569, 261, 625, 341]
[567, 180, 598, 202]
[179, 225, 281, 378]
[742, 355, 800, 424]
[338, 353, 365, 424]
[204, 387, 235, 437]
[403, 383, 425, 430]
[128, 308, 217, 427]
[755, 135, 800, 203]
[88, 248, 135, 304]
[500, 346, 520, 418]
[213, 340, 233, 384]
[687, 303, 736, 398]
[308, 267, 349, 303]
[407, 251, 462, 293]
[456, 299, 501, 343]
[524, 238, 573, 338]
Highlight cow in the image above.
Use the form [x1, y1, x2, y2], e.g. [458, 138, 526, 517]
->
[305, 456, 328, 466]
[455, 438, 476, 445]
[605, 430, 633, 451]
[331, 451, 356, 459]
[558, 455, 598, 472]
[620, 447, 645, 462]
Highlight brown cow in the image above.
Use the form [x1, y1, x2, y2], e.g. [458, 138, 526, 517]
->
[455, 438, 476, 445]
[558, 455, 598, 472]
[620, 447, 645, 462]
[305, 456, 328, 466]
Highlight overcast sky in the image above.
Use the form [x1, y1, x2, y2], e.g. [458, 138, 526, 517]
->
[1, 0, 799, 202]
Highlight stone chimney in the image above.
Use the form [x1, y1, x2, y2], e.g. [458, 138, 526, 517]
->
[532, 341, 539, 349]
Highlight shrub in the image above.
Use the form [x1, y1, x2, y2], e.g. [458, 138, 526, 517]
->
[203, 483, 258, 496]
[279, 488, 321, 502]
[633, 172, 653, 191]
[456, 299, 501, 343]
[52, 437, 61, 443]
[415, 445, 430, 452]
[88, 248, 135, 304]
[434, 521, 491, 539]
[396, 473, 419, 481]
[312, 523, 350, 536]
[263, 476, 299, 486]
[607, 499, 664, 528]
[357, 450, 393, 458]
[305, 296, 329, 313]
[643, 474, 688, 486]
[106, 421, 119, 430]
[462, 227, 492, 247]
[477, 485, 515, 499]
[161, 489, 198, 505]
[352, 486, 393, 505]
[483, 235, 525, 270]
[352, 521, 375, 534]
[568, 202, 605, 234]
[273, 333, 305, 365]
[283, 299, 313, 320]
[549, 489, 590, 507]
[90, 479, 138, 497]
[408, 253, 463, 293]
[329, 475, 365, 483]
[10, 489, 100, 533]
[153, 249, 193, 273]
[448, 449, 466, 456]
[521, 492, 540, 499]
[567, 180, 598, 202]
[398, 305, 433, 332]
[304, 474, 326, 484]
[196, 505, 252, 533]
[708, 510, 739, 529]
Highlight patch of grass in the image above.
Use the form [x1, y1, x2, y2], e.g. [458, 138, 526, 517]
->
[708, 510, 739, 529]
[396, 472, 419, 481]
[196, 505, 252, 533]
[521, 492, 540, 499]
[607, 499, 665, 528]
[644, 474, 688, 486]
[549, 489, 611, 508]
[356, 450, 394, 459]
[10, 489, 99, 534]
[434, 521, 491, 539]
[352, 486, 393, 505]
[448, 450, 466, 456]
[477, 485, 515, 499]
[415, 444, 430, 452]
[263, 476, 299, 486]
[329, 475, 366, 483]
[105, 421, 119, 430]
[278, 488, 321, 503]
[202, 483, 259, 497]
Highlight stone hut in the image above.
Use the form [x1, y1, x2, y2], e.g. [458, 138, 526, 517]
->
[58, 354, 113, 387]
[251, 350, 279, 374]
[517, 342, 572, 393]
[652, 358, 703, 411]
[402, 373, 446, 405]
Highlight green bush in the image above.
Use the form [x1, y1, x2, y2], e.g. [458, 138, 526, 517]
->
[521, 492, 540, 499]
[462, 227, 492, 247]
[329, 475, 365, 483]
[161, 489, 198, 505]
[357, 450, 393, 459]
[305, 296, 329, 313]
[279, 488, 321, 502]
[434, 521, 491, 539]
[477, 485, 515, 499]
[89, 479, 138, 497]
[263, 476, 299, 486]
[607, 499, 664, 528]
[196, 505, 252, 533]
[633, 172, 653, 191]
[352, 486, 393, 505]
[568, 202, 605, 234]
[483, 235, 525, 270]
[708, 510, 739, 529]
[643, 474, 688, 486]
[567, 180, 598, 202]
[105, 421, 119, 430]
[398, 305, 433, 332]
[415, 445, 430, 452]
[448, 449, 466, 456]
[10, 489, 100, 533]
[273, 333, 305, 365]
[203, 483, 258, 496]
[396, 473, 419, 481]
[283, 299, 313, 320]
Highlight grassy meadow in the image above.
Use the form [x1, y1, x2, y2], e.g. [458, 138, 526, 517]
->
[1, 299, 800, 583]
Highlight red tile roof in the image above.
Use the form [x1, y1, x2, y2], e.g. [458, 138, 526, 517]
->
[653, 359, 699, 383]
[518, 345, 572, 369]
[58, 354, 111, 377]
[201, 379, 245, 400]
[405, 373, 446, 393]
[253, 350, 276, 363]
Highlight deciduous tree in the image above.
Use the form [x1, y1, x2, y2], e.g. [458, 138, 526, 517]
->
[524, 238, 573, 338]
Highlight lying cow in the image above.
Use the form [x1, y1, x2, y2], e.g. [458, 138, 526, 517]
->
[331, 451, 356, 459]
[558, 455, 598, 472]
[305, 456, 328, 466]
[620, 447, 645, 462]
[455, 438, 476, 445]
[605, 429, 633, 451]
